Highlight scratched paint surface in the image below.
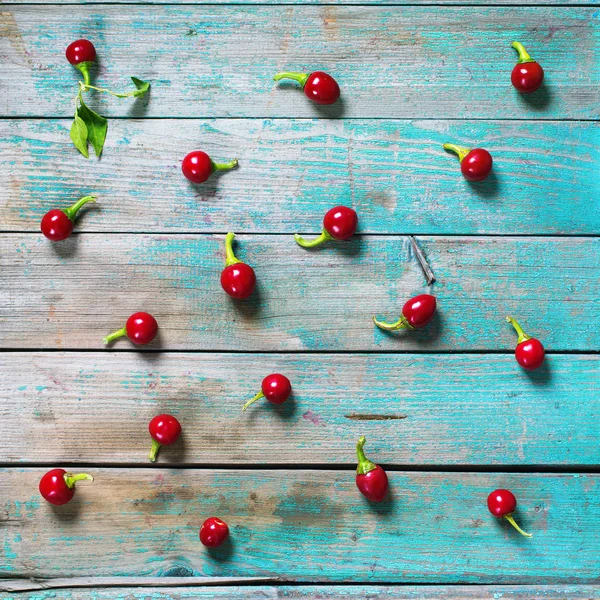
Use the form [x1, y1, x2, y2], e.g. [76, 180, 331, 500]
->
[2, 585, 600, 599]
[1, 119, 598, 235]
[1, 8, 599, 119]
[0, 234, 597, 350]
[1, 469, 599, 581]
[0, 352, 598, 465]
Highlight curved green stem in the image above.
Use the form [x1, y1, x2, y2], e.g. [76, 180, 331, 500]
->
[212, 159, 238, 172]
[443, 143, 471, 163]
[372, 314, 412, 332]
[294, 229, 334, 249]
[243, 390, 265, 411]
[504, 514, 532, 537]
[273, 72, 309, 88]
[64, 472, 93, 489]
[62, 195, 96, 222]
[149, 439, 162, 462]
[356, 436, 377, 475]
[512, 41, 534, 64]
[506, 316, 531, 344]
[75, 62, 92, 87]
[224, 232, 242, 266]
[103, 327, 127, 345]
[82, 84, 132, 99]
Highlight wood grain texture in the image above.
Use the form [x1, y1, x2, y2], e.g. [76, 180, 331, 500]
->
[0, 234, 598, 351]
[1, 469, 598, 581]
[2, 584, 600, 599]
[1, 352, 598, 466]
[1, 119, 598, 235]
[4, 0, 599, 4]
[1, 7, 599, 119]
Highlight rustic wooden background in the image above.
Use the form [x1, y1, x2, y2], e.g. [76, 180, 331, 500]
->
[0, 0, 598, 598]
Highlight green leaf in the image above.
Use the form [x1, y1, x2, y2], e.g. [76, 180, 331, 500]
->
[78, 99, 108, 158]
[130, 77, 150, 98]
[70, 112, 89, 158]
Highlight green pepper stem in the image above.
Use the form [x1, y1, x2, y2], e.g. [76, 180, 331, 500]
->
[273, 72, 310, 88]
[149, 439, 162, 462]
[75, 62, 92, 87]
[506, 316, 531, 344]
[372, 314, 412, 332]
[225, 232, 242, 266]
[103, 327, 127, 345]
[443, 144, 471, 163]
[62, 195, 96, 222]
[504, 514, 532, 537]
[294, 229, 334, 249]
[81, 82, 136, 99]
[212, 159, 238, 172]
[512, 41, 534, 64]
[356, 436, 377, 475]
[64, 472, 93, 489]
[243, 390, 265, 411]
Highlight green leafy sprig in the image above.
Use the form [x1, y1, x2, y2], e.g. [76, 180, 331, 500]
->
[70, 63, 150, 158]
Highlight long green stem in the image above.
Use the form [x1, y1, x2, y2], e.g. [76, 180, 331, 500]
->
[273, 72, 309, 88]
[372, 315, 412, 332]
[62, 195, 96, 222]
[512, 41, 534, 64]
[506, 316, 530, 344]
[243, 390, 265, 411]
[212, 159, 238, 172]
[149, 439, 162, 462]
[64, 472, 93, 488]
[356, 436, 377, 475]
[294, 229, 334, 249]
[103, 327, 127, 345]
[443, 143, 471, 163]
[505, 514, 532, 537]
[75, 62, 92, 87]
[82, 83, 134, 99]
[224, 232, 242, 266]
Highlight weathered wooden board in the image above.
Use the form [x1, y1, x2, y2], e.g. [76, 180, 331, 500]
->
[1, 8, 599, 119]
[4, 0, 598, 5]
[2, 119, 598, 235]
[2, 583, 600, 599]
[0, 234, 597, 351]
[1, 469, 598, 580]
[1, 352, 598, 466]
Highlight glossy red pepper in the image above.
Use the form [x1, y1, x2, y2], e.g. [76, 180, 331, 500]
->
[103, 312, 158, 346]
[487, 489, 532, 537]
[511, 42, 544, 94]
[506, 317, 545, 370]
[443, 144, 493, 182]
[273, 71, 340, 105]
[373, 294, 436, 332]
[148, 414, 182, 462]
[295, 206, 358, 248]
[200, 517, 229, 547]
[221, 232, 256, 299]
[66, 39, 96, 66]
[39, 468, 93, 505]
[40, 196, 96, 241]
[355, 436, 388, 503]
[181, 151, 238, 184]
[243, 373, 292, 411]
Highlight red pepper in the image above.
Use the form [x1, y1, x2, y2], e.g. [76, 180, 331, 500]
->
[355, 436, 388, 503]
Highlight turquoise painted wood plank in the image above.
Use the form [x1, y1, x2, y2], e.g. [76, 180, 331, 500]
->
[1, 469, 598, 581]
[5, 0, 598, 4]
[0, 234, 597, 351]
[1, 352, 598, 466]
[2, 584, 600, 599]
[1, 7, 599, 119]
[2, 119, 598, 235]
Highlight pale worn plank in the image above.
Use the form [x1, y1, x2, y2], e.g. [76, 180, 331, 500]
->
[2, 584, 600, 599]
[4, 0, 598, 4]
[1, 7, 599, 119]
[1, 469, 598, 581]
[0, 353, 598, 466]
[1, 119, 598, 235]
[0, 234, 597, 351]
